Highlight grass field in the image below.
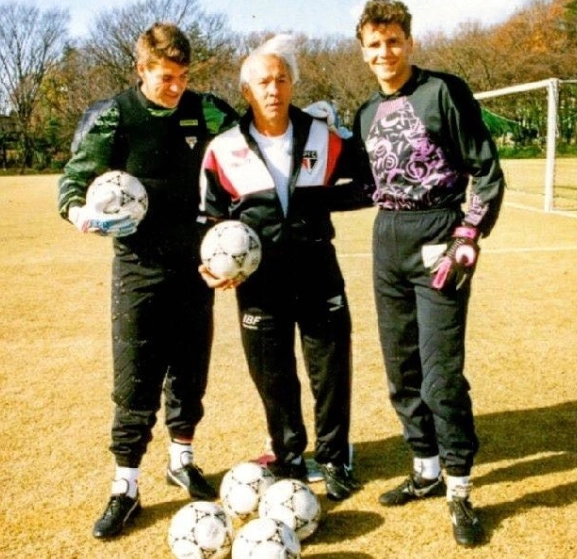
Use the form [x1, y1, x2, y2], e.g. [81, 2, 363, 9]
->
[1, 174, 576, 558]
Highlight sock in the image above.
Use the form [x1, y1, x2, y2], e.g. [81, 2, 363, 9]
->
[111, 466, 139, 499]
[413, 456, 441, 480]
[169, 440, 193, 470]
[446, 475, 472, 501]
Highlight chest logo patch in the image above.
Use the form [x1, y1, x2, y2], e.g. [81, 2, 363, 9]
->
[302, 150, 319, 173]
[185, 136, 198, 149]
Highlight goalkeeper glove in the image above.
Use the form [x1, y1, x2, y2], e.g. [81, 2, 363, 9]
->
[430, 226, 480, 291]
[303, 101, 352, 139]
[68, 205, 139, 238]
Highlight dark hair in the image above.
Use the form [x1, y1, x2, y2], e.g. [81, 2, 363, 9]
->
[355, 0, 412, 42]
[135, 22, 191, 67]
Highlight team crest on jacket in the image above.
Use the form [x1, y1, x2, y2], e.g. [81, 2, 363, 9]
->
[302, 150, 319, 173]
[185, 136, 198, 149]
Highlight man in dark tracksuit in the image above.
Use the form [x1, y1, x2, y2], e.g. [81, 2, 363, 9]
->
[199, 35, 369, 501]
[58, 23, 237, 539]
[353, 0, 505, 547]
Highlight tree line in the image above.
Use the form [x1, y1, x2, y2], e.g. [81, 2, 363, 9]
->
[0, 0, 576, 173]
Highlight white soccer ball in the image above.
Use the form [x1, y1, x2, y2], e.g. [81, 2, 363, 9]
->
[231, 517, 301, 559]
[219, 461, 275, 520]
[168, 501, 233, 559]
[86, 170, 148, 223]
[200, 220, 262, 281]
[258, 479, 321, 541]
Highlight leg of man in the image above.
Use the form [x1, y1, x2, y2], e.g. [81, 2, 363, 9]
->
[237, 269, 308, 480]
[94, 255, 166, 539]
[373, 211, 439, 457]
[163, 264, 216, 500]
[296, 246, 360, 500]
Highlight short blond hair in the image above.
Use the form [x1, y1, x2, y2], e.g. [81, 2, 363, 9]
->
[135, 22, 191, 68]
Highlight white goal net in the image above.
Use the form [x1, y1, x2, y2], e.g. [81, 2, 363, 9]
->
[475, 78, 577, 212]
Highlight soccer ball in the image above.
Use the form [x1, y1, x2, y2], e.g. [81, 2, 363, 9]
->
[200, 220, 262, 281]
[168, 501, 233, 559]
[258, 479, 321, 541]
[219, 461, 275, 520]
[86, 170, 148, 223]
[231, 517, 301, 559]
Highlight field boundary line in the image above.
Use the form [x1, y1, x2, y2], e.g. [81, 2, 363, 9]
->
[504, 201, 577, 218]
[340, 245, 577, 258]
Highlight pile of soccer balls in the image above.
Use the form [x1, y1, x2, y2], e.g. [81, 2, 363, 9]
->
[168, 461, 322, 559]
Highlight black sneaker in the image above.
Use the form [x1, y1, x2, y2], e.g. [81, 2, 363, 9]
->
[449, 496, 484, 546]
[92, 493, 141, 539]
[166, 463, 217, 500]
[268, 459, 308, 482]
[320, 462, 363, 501]
[378, 473, 445, 506]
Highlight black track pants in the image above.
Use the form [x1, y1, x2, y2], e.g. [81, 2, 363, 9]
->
[109, 251, 214, 467]
[373, 208, 479, 476]
[236, 244, 353, 466]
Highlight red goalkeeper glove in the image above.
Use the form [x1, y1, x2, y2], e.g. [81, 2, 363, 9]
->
[431, 226, 480, 291]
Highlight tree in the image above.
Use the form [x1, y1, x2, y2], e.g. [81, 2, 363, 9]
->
[0, 2, 69, 170]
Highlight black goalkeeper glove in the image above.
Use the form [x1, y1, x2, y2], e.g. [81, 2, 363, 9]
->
[431, 226, 480, 291]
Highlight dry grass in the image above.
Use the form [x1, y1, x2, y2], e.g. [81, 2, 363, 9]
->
[1, 174, 576, 559]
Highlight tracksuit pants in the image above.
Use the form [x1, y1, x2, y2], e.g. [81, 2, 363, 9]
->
[236, 243, 353, 467]
[373, 207, 479, 477]
[109, 248, 214, 468]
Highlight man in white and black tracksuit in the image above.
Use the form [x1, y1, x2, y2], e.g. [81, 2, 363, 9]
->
[198, 35, 370, 501]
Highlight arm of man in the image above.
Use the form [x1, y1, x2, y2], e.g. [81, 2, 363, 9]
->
[57, 99, 119, 220]
[443, 76, 506, 238]
[326, 134, 375, 212]
[430, 76, 506, 290]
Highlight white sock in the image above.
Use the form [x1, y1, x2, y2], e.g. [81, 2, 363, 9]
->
[111, 466, 139, 499]
[446, 475, 472, 501]
[413, 456, 441, 480]
[169, 441, 193, 470]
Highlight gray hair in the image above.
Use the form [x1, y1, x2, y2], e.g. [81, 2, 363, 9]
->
[239, 34, 300, 90]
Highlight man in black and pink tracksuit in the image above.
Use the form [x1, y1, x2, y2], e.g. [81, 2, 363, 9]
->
[198, 35, 369, 502]
[352, 0, 506, 547]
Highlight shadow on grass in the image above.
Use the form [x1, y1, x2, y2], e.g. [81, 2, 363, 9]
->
[351, 399, 577, 542]
[352, 400, 577, 481]
[130, 496, 190, 533]
[306, 509, 384, 545]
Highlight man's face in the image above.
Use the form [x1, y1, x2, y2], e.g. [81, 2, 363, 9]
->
[360, 22, 413, 93]
[137, 58, 189, 109]
[242, 54, 293, 125]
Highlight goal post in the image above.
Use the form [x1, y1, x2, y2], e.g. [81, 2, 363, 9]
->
[474, 78, 577, 212]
